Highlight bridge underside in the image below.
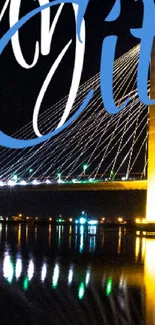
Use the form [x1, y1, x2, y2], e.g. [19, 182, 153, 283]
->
[2, 180, 147, 191]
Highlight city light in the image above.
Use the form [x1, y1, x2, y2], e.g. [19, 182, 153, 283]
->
[135, 218, 146, 224]
[32, 179, 40, 185]
[110, 169, 115, 179]
[79, 217, 86, 225]
[8, 180, 16, 186]
[58, 179, 64, 184]
[57, 218, 63, 223]
[118, 217, 123, 223]
[45, 179, 51, 184]
[88, 225, 97, 235]
[88, 220, 98, 225]
[12, 174, 18, 182]
[83, 164, 88, 177]
[19, 180, 27, 186]
[57, 173, 62, 183]
[83, 164, 88, 171]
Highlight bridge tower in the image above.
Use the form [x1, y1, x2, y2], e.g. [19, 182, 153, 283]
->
[146, 40, 155, 222]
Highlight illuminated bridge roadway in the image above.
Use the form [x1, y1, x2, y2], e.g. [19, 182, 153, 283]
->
[1, 180, 147, 192]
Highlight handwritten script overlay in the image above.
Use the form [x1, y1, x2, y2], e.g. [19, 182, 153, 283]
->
[0, 0, 154, 148]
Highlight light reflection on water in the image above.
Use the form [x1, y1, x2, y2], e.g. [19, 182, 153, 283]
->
[0, 224, 155, 324]
[144, 239, 155, 325]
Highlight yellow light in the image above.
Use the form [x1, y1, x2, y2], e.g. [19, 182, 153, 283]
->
[135, 218, 140, 224]
[18, 224, 21, 247]
[69, 218, 73, 222]
[48, 224, 51, 246]
[146, 93, 155, 222]
[118, 217, 123, 223]
[117, 227, 122, 255]
[135, 237, 140, 261]
[49, 218, 52, 221]
[26, 217, 29, 220]
[26, 224, 28, 242]
[145, 239, 155, 324]
[19, 214, 22, 217]
[35, 217, 38, 220]
[142, 218, 146, 223]
[136, 231, 140, 236]
[146, 180, 155, 222]
[141, 237, 146, 261]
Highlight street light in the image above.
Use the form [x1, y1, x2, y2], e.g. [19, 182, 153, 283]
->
[135, 218, 141, 224]
[12, 174, 18, 183]
[83, 164, 88, 177]
[57, 173, 62, 183]
[29, 168, 33, 178]
[110, 169, 114, 180]
[118, 217, 123, 223]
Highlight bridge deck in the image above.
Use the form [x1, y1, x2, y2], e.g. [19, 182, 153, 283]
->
[2, 180, 147, 191]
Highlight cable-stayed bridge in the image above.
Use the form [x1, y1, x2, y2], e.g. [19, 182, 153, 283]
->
[0, 44, 149, 191]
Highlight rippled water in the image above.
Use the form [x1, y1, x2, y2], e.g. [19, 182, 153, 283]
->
[0, 223, 154, 324]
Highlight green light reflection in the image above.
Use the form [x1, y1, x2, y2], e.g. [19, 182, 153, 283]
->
[78, 282, 85, 299]
[106, 278, 113, 296]
[23, 277, 29, 291]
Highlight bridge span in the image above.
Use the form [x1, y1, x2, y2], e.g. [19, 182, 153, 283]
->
[1, 180, 147, 191]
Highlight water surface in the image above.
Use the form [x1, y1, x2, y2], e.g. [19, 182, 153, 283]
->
[0, 223, 154, 325]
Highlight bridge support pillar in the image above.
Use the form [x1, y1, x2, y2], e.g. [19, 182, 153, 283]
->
[146, 40, 155, 222]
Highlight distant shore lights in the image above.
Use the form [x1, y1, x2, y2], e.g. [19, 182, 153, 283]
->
[75, 211, 98, 225]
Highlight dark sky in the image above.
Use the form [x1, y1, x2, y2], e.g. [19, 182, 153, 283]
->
[0, 0, 143, 135]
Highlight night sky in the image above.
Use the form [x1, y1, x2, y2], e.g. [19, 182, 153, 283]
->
[0, 0, 146, 218]
[0, 0, 143, 134]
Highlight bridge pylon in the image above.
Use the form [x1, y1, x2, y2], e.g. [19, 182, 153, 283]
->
[146, 40, 155, 222]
